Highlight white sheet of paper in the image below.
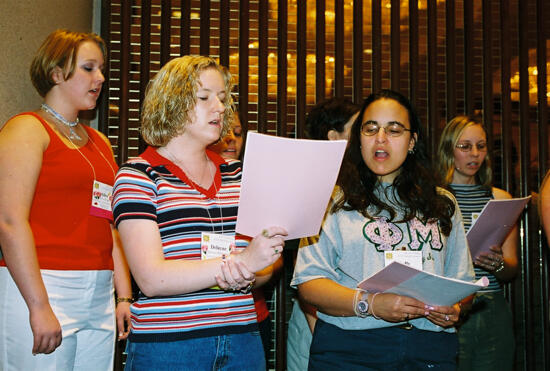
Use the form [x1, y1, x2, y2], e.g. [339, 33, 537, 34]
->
[358, 261, 489, 306]
[236, 132, 347, 240]
[466, 196, 531, 259]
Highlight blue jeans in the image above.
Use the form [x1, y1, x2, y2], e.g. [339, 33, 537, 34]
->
[309, 320, 458, 371]
[125, 331, 265, 371]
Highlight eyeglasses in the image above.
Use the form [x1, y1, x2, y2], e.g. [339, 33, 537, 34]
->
[455, 142, 488, 152]
[360, 121, 411, 137]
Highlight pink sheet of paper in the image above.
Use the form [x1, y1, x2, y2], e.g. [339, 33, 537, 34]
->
[357, 262, 488, 306]
[236, 132, 347, 240]
[466, 196, 531, 259]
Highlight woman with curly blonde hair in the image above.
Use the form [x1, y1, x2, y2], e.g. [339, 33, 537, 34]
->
[112, 55, 286, 370]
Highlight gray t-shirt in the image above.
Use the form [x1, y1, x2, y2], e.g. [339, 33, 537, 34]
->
[291, 185, 474, 333]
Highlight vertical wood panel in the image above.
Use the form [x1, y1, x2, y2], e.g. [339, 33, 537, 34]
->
[316, 0, 326, 101]
[537, 0, 548, 174]
[409, 0, 419, 108]
[352, 0, 362, 103]
[276, 0, 287, 137]
[180, 0, 190, 55]
[219, 0, 230, 67]
[296, 1, 307, 138]
[518, 0, 532, 369]
[371, 0, 381, 94]
[390, 0, 400, 92]
[334, 0, 344, 97]
[445, 0, 456, 120]
[464, 0, 474, 115]
[238, 0, 249, 133]
[138, 2, 152, 154]
[257, 0, 268, 133]
[427, 0, 438, 155]
[200, 0, 210, 56]
[118, 0, 131, 163]
[482, 0, 494, 146]
[160, 0, 171, 65]
[500, 0, 513, 193]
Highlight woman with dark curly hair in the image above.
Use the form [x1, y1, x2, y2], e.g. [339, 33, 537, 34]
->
[292, 90, 474, 370]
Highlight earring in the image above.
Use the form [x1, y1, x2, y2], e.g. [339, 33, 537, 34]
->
[408, 148, 414, 154]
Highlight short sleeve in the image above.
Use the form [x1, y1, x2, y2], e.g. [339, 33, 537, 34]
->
[112, 162, 158, 227]
[291, 211, 343, 288]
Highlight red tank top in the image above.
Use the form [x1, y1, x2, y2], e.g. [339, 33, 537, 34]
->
[0, 112, 117, 270]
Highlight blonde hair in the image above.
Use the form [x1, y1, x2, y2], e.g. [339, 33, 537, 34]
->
[140, 55, 234, 146]
[436, 115, 492, 188]
[30, 29, 106, 97]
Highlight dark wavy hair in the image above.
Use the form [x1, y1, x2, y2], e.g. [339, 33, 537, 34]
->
[333, 89, 455, 236]
[305, 98, 360, 140]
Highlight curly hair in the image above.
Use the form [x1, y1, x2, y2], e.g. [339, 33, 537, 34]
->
[140, 55, 234, 147]
[436, 115, 492, 190]
[30, 29, 106, 97]
[333, 89, 455, 236]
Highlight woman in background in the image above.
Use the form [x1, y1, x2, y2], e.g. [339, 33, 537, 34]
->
[0, 29, 131, 370]
[113, 55, 286, 370]
[436, 115, 518, 371]
[286, 97, 360, 371]
[292, 90, 473, 370]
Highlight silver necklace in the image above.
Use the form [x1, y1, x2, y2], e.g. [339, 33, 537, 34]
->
[41, 103, 81, 140]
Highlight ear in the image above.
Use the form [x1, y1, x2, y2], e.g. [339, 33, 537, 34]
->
[51, 66, 64, 84]
[327, 129, 339, 141]
[408, 133, 418, 152]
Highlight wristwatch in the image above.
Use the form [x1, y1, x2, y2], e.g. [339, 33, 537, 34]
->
[355, 290, 370, 318]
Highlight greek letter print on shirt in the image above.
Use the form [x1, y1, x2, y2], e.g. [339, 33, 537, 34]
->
[363, 216, 443, 252]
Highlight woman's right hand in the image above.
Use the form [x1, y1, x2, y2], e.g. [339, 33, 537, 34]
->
[235, 226, 288, 273]
[369, 292, 427, 322]
[29, 305, 62, 355]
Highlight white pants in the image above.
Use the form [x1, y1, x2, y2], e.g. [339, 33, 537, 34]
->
[0, 268, 115, 371]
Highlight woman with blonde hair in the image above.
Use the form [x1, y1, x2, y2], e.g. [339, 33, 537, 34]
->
[0, 29, 132, 370]
[436, 115, 518, 371]
[112, 55, 286, 370]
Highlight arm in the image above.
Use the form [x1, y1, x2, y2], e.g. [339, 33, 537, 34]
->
[117, 218, 286, 297]
[474, 188, 519, 281]
[541, 172, 550, 248]
[0, 115, 62, 354]
[111, 226, 132, 340]
[298, 278, 429, 323]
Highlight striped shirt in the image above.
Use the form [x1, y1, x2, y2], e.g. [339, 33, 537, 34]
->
[450, 183, 501, 292]
[112, 146, 257, 342]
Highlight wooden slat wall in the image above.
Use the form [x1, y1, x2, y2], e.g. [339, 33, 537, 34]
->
[102, 1, 549, 370]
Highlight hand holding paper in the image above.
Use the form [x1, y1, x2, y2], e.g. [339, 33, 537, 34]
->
[357, 261, 488, 306]
[466, 196, 530, 259]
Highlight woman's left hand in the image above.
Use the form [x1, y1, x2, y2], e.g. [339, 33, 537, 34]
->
[115, 302, 132, 340]
[215, 255, 256, 292]
[474, 245, 504, 273]
[425, 303, 460, 328]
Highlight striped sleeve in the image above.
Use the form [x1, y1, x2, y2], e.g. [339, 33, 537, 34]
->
[112, 160, 158, 227]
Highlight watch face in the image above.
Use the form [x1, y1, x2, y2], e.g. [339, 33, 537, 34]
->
[358, 300, 368, 313]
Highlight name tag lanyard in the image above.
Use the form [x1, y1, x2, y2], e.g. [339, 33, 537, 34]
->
[63, 129, 116, 219]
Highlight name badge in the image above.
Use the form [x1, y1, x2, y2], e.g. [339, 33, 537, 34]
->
[201, 232, 235, 260]
[90, 180, 113, 221]
[471, 212, 481, 228]
[384, 250, 423, 270]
